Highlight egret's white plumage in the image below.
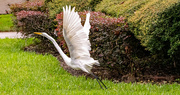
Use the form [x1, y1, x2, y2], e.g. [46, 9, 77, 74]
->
[34, 5, 107, 89]
[62, 5, 99, 73]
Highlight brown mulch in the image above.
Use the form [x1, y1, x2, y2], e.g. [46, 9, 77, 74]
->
[23, 44, 180, 84]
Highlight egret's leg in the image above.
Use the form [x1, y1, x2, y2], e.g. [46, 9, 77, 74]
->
[96, 77, 103, 89]
[97, 76, 107, 89]
[90, 73, 107, 89]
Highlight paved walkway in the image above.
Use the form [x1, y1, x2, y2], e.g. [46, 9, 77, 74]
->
[0, 32, 23, 39]
[0, 0, 26, 14]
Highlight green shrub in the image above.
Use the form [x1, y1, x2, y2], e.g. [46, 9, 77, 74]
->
[147, 3, 180, 63]
[95, 0, 149, 17]
[47, 0, 71, 18]
[95, 0, 180, 64]
[56, 11, 148, 74]
[47, 0, 102, 18]
[87, 0, 102, 11]
[45, 0, 52, 3]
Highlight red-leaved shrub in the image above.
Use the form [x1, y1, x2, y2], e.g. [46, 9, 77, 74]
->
[15, 10, 56, 44]
[10, 0, 59, 55]
[55, 11, 148, 74]
[10, 1, 45, 13]
[16, 10, 44, 20]
[15, 10, 58, 54]
[15, 10, 46, 36]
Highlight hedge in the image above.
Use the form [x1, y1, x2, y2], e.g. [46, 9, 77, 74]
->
[10, 1, 45, 13]
[47, 0, 103, 18]
[11, 0, 58, 52]
[147, 3, 180, 64]
[95, 0, 180, 64]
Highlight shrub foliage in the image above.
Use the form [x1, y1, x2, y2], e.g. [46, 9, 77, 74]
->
[56, 11, 148, 74]
[47, 0, 103, 18]
[15, 11, 53, 36]
[147, 3, 180, 64]
[11, 1, 57, 52]
[95, 0, 180, 64]
[10, 1, 45, 13]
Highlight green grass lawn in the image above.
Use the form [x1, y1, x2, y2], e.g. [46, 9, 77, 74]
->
[0, 38, 180, 94]
[0, 14, 14, 31]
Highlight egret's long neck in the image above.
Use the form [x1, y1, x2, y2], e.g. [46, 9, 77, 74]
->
[45, 34, 71, 64]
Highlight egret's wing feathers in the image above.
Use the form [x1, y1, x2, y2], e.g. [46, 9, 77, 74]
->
[63, 6, 92, 61]
[84, 12, 91, 34]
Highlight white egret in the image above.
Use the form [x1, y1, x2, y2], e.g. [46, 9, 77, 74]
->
[34, 5, 107, 89]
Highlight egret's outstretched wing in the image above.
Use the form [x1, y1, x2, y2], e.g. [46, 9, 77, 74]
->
[63, 5, 98, 67]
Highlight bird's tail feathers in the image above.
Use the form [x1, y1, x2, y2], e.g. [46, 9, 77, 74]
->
[82, 59, 100, 73]
[93, 60, 100, 66]
[86, 57, 100, 66]
[78, 57, 100, 67]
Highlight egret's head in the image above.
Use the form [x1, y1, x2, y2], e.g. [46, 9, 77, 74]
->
[34, 32, 47, 37]
[34, 32, 54, 41]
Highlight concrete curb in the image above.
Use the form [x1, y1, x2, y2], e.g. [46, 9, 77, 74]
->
[0, 32, 23, 39]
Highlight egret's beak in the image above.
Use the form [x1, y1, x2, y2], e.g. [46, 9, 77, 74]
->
[34, 32, 42, 35]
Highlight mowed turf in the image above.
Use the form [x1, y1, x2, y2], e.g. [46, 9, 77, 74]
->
[0, 14, 13, 31]
[0, 38, 180, 95]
